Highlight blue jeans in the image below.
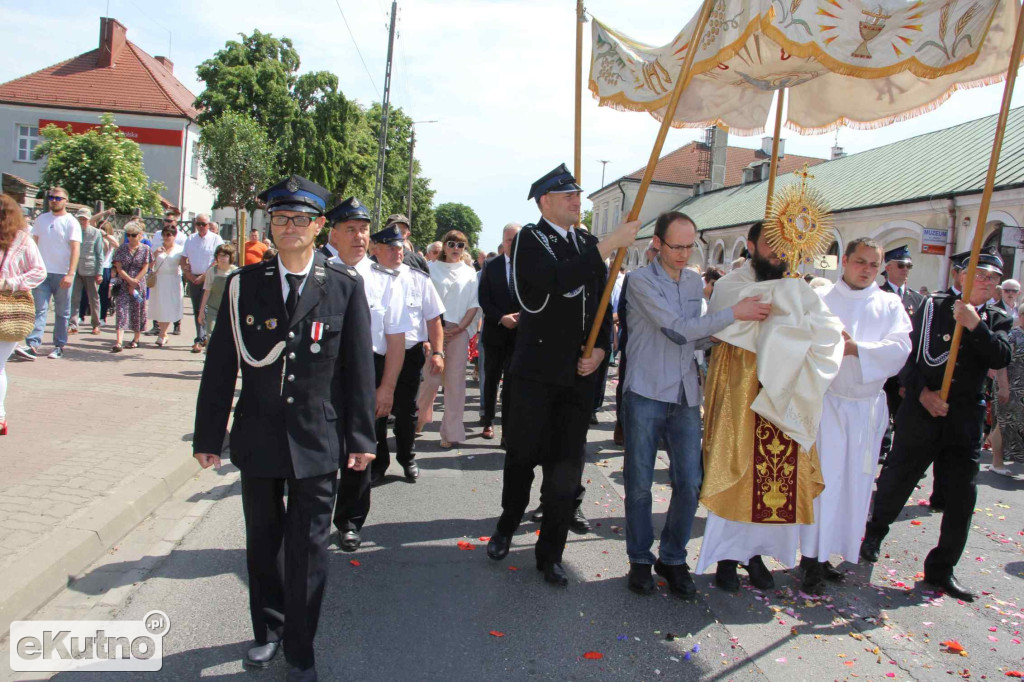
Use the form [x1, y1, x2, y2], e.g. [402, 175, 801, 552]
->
[622, 390, 703, 566]
[28, 273, 72, 349]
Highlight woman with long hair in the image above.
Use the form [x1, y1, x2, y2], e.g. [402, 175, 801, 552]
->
[416, 230, 480, 448]
[0, 194, 46, 435]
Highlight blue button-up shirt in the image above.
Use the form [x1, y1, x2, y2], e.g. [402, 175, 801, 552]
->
[623, 259, 735, 406]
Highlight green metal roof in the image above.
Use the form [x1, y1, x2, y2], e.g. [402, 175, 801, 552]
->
[637, 106, 1024, 239]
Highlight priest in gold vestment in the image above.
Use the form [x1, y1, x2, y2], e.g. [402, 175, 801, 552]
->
[694, 221, 844, 591]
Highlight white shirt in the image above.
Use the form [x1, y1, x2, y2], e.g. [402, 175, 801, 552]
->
[547, 221, 581, 251]
[504, 254, 512, 286]
[323, 243, 340, 259]
[427, 260, 478, 324]
[400, 263, 445, 348]
[183, 231, 224, 276]
[277, 254, 314, 302]
[32, 212, 82, 274]
[350, 256, 414, 355]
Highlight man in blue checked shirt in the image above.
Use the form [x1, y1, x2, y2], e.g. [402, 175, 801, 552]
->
[621, 211, 770, 598]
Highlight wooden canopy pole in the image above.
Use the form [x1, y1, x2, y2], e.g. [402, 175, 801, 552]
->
[582, 0, 715, 358]
[763, 88, 786, 218]
[574, 0, 585, 216]
[940, 4, 1024, 401]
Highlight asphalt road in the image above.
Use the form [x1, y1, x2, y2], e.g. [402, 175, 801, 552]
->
[26, 376, 1024, 681]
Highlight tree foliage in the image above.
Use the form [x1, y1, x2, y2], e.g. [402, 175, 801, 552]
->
[434, 202, 482, 248]
[194, 30, 438, 247]
[198, 111, 276, 228]
[34, 113, 164, 213]
[581, 209, 593, 230]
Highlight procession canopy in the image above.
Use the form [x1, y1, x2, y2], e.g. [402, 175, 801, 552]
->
[589, 0, 1022, 134]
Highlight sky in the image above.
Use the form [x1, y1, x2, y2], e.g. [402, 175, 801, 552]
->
[3, 0, 1023, 250]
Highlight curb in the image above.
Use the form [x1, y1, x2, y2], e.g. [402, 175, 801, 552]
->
[0, 455, 201, 637]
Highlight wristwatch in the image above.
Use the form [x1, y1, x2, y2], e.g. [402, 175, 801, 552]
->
[432, 351, 446, 359]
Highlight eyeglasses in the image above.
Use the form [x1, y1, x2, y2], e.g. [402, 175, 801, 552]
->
[660, 240, 696, 253]
[47, 195, 66, 201]
[270, 215, 312, 227]
[1003, 288, 1020, 294]
[976, 272, 1001, 283]
[446, 241, 466, 249]
[163, 218, 177, 223]
[194, 220, 209, 226]
[127, 233, 141, 239]
[894, 263, 913, 270]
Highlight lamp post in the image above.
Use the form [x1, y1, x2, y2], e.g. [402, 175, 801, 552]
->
[407, 119, 439, 221]
[599, 159, 610, 187]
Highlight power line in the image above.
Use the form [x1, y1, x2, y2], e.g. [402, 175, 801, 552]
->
[332, 0, 381, 99]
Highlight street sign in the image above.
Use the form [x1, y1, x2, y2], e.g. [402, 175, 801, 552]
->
[921, 228, 948, 255]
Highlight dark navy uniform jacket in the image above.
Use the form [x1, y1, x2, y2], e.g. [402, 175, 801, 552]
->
[880, 279, 925, 321]
[900, 290, 1012, 408]
[508, 219, 611, 388]
[193, 252, 377, 479]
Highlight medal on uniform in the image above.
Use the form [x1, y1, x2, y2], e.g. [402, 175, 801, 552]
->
[266, 318, 278, 330]
[943, 334, 951, 341]
[310, 321, 324, 354]
[245, 315, 254, 326]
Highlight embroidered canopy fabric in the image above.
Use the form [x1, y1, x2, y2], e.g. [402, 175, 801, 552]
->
[589, 0, 1021, 134]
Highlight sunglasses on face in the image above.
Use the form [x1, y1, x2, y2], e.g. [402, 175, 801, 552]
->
[47, 195, 66, 201]
[1004, 288, 1020, 294]
[194, 221, 209, 227]
[127, 233, 141, 239]
[895, 263, 912, 270]
[270, 215, 312, 227]
[163, 218, 177, 223]
[446, 241, 466, 249]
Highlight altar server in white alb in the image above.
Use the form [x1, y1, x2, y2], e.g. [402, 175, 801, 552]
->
[798, 237, 911, 592]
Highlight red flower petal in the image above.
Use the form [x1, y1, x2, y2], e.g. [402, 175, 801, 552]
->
[508, 566, 519, 571]
[489, 630, 505, 637]
[910, 520, 922, 526]
[941, 640, 965, 653]
[349, 560, 361, 567]
[457, 541, 476, 550]
[479, 536, 491, 542]
[583, 651, 604, 660]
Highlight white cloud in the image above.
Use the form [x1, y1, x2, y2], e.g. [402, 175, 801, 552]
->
[3, 0, 1021, 249]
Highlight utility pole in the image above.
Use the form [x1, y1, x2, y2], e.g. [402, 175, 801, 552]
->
[373, 0, 398, 226]
[406, 120, 438, 221]
[599, 160, 610, 187]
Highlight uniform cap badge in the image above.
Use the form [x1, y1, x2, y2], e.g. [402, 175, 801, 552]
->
[286, 177, 300, 192]
[266, 318, 278, 330]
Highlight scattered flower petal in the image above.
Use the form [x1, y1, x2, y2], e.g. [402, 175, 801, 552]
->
[489, 630, 505, 637]
[457, 541, 476, 550]
[583, 651, 604, 660]
[349, 559, 361, 567]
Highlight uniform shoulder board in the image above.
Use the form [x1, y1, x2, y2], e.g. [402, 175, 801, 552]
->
[523, 223, 538, 230]
[371, 262, 400, 277]
[324, 259, 359, 279]
[237, 259, 269, 274]
[405, 265, 430, 277]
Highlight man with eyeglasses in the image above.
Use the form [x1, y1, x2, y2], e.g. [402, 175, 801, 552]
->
[995, 278, 1020, 321]
[17, 187, 81, 360]
[486, 163, 640, 587]
[182, 213, 223, 353]
[620, 211, 769, 597]
[193, 175, 376, 681]
[878, 245, 925, 461]
[861, 251, 1012, 601]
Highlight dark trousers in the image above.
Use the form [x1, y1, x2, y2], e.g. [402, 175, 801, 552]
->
[481, 337, 514, 427]
[240, 471, 337, 670]
[99, 267, 112, 321]
[592, 355, 610, 413]
[187, 281, 207, 344]
[497, 374, 593, 565]
[615, 349, 628, 433]
[866, 397, 984, 578]
[372, 344, 426, 477]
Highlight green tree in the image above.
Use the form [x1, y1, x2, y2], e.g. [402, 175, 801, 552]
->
[434, 202, 482, 248]
[35, 113, 164, 213]
[198, 111, 277, 234]
[581, 209, 593, 230]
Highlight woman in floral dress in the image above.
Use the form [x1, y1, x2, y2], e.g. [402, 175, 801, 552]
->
[993, 305, 1024, 474]
[110, 222, 152, 352]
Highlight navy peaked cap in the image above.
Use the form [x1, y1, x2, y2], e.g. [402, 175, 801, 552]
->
[326, 197, 370, 224]
[370, 224, 404, 245]
[528, 163, 583, 200]
[884, 245, 912, 264]
[258, 175, 329, 215]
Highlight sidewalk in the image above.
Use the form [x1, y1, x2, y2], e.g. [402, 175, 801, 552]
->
[0, 311, 207, 636]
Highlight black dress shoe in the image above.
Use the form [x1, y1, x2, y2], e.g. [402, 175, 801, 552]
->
[627, 563, 654, 595]
[821, 561, 845, 582]
[286, 663, 318, 682]
[654, 559, 697, 598]
[860, 534, 882, 563]
[569, 508, 591, 535]
[487, 533, 511, 560]
[742, 555, 775, 590]
[369, 475, 386, 488]
[929, 499, 945, 512]
[244, 641, 281, 668]
[715, 560, 740, 592]
[403, 462, 419, 481]
[925, 573, 976, 602]
[529, 506, 544, 523]
[339, 530, 361, 552]
[590, 412, 599, 425]
[799, 557, 825, 594]
[538, 561, 569, 586]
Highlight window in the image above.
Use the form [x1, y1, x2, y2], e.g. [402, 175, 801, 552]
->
[190, 141, 199, 179]
[16, 124, 39, 162]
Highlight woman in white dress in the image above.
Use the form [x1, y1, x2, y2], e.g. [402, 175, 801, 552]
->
[148, 226, 184, 347]
[416, 230, 480, 448]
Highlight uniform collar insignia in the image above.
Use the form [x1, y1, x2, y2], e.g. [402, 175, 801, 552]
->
[314, 264, 326, 284]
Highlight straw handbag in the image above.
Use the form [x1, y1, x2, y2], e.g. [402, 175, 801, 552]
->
[0, 241, 35, 342]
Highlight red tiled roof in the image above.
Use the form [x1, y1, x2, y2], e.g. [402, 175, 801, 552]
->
[0, 42, 198, 120]
[623, 142, 826, 188]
